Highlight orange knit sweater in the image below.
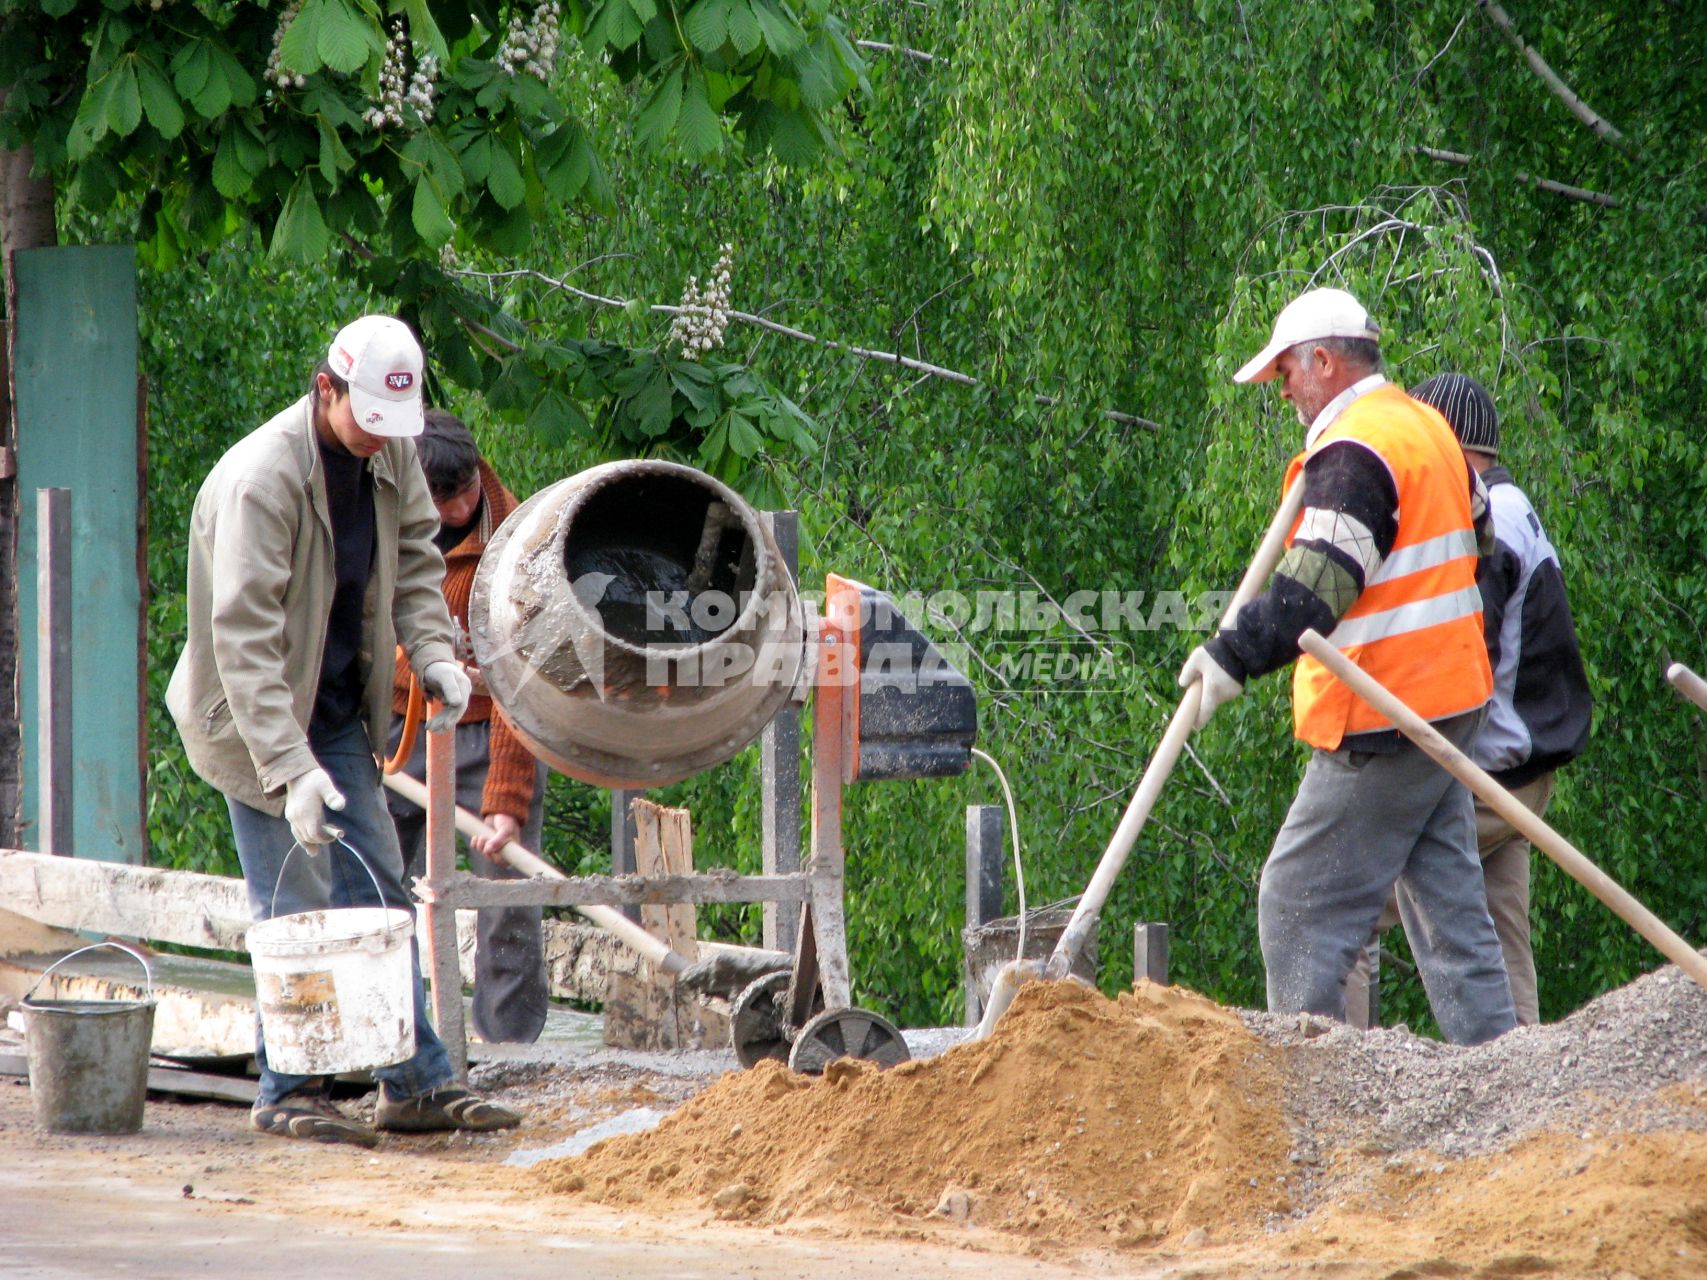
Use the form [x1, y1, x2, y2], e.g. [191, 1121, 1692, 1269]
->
[391, 459, 537, 821]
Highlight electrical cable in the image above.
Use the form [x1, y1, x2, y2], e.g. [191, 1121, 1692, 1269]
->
[970, 746, 1028, 963]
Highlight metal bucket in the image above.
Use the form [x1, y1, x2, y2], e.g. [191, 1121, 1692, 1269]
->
[22, 942, 157, 1135]
[246, 839, 416, 1076]
[963, 906, 1099, 1011]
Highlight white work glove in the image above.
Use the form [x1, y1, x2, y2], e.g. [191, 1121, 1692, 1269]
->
[421, 660, 472, 733]
[284, 767, 346, 849]
[1178, 646, 1244, 730]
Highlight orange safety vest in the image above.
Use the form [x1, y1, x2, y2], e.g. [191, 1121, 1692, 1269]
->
[1284, 384, 1492, 750]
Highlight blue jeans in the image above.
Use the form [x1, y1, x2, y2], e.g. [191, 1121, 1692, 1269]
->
[229, 718, 454, 1106]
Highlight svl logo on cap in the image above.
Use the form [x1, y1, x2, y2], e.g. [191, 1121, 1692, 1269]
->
[385, 372, 414, 392]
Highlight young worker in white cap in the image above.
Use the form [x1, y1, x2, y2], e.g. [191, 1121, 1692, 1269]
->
[168, 314, 521, 1144]
[1177, 288, 1517, 1045]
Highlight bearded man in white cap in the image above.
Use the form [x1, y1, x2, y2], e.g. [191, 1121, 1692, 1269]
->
[1177, 288, 1516, 1045]
[169, 314, 521, 1143]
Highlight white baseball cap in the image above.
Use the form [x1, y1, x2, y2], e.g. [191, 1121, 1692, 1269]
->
[1233, 287, 1381, 384]
[326, 314, 425, 438]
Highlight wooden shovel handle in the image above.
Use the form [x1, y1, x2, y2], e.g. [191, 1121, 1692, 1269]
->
[1666, 663, 1707, 716]
[1299, 629, 1707, 995]
[1043, 479, 1307, 979]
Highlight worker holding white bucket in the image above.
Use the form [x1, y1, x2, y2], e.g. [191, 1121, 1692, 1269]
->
[167, 314, 521, 1146]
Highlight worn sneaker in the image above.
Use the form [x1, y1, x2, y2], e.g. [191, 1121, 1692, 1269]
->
[251, 1089, 379, 1148]
[374, 1083, 522, 1133]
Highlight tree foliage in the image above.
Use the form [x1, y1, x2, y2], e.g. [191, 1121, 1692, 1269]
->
[1, 0, 860, 482]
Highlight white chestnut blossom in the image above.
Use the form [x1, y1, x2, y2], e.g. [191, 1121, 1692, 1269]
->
[498, 1, 563, 80]
[267, 2, 308, 89]
[408, 52, 439, 120]
[366, 19, 438, 130]
[670, 243, 735, 361]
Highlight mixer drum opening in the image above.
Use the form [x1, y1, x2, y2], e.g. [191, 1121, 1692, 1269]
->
[563, 469, 759, 652]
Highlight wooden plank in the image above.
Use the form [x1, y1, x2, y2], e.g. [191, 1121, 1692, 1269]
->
[963, 805, 1004, 1026]
[760, 509, 802, 955]
[632, 799, 698, 962]
[1134, 922, 1170, 985]
[423, 727, 467, 1081]
[420, 870, 809, 909]
[610, 788, 641, 923]
[605, 800, 728, 1051]
[0, 1052, 255, 1105]
[0, 849, 250, 949]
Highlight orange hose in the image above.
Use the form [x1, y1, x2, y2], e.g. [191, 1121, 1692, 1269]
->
[383, 648, 425, 775]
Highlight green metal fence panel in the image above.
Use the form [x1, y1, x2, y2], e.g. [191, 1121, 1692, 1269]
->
[14, 245, 144, 865]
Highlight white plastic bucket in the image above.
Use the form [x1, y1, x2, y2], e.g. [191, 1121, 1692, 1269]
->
[246, 841, 417, 1075]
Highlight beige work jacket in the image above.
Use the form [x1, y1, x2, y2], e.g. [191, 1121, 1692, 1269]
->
[165, 395, 456, 814]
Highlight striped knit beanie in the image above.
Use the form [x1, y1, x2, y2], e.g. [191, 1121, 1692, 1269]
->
[1410, 372, 1499, 457]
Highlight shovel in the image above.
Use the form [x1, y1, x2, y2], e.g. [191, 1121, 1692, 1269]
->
[381, 770, 695, 976]
[1299, 630, 1707, 994]
[973, 477, 1306, 1038]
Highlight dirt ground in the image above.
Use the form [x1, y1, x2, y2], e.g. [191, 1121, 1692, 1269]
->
[0, 1061, 1312, 1280]
[7, 975, 1707, 1279]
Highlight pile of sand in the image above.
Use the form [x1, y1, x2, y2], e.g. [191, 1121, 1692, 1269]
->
[1277, 1127, 1707, 1279]
[535, 980, 1290, 1244]
[527, 971, 1707, 1271]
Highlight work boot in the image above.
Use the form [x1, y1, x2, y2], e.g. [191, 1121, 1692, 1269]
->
[251, 1088, 379, 1148]
[374, 1082, 522, 1133]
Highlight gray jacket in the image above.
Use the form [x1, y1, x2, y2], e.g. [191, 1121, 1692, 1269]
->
[1473, 465, 1591, 784]
[166, 395, 456, 813]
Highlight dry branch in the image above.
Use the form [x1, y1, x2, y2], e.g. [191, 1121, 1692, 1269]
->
[1475, 1, 1632, 153]
[1416, 145, 1630, 210]
[855, 39, 943, 64]
[451, 267, 1161, 430]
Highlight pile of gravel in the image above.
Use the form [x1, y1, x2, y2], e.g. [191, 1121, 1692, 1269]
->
[1241, 959, 1707, 1166]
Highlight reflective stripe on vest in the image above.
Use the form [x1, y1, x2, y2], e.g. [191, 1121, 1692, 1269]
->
[1284, 386, 1492, 750]
[1368, 528, 1478, 585]
[1328, 583, 1482, 648]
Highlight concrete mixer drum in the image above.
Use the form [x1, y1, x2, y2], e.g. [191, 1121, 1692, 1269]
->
[468, 460, 807, 788]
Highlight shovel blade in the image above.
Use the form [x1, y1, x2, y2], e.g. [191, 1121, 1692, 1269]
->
[971, 958, 1047, 1041]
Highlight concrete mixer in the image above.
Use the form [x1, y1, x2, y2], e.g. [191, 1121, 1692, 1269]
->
[460, 459, 976, 1072]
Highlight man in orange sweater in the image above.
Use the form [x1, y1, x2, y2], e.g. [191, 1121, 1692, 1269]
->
[385, 408, 549, 1043]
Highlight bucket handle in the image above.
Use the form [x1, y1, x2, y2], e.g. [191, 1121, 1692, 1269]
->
[23, 941, 155, 1005]
[269, 836, 398, 920]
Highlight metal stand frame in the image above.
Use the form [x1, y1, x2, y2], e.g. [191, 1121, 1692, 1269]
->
[417, 610, 856, 1074]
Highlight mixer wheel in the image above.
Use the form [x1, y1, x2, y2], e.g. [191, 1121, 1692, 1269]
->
[785, 1007, 909, 1075]
[730, 970, 798, 1069]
